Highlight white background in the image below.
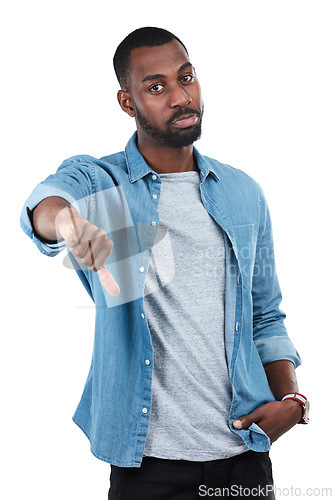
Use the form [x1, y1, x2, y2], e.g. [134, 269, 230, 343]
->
[2, 1, 332, 498]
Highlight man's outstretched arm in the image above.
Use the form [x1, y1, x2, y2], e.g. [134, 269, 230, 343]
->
[32, 196, 120, 296]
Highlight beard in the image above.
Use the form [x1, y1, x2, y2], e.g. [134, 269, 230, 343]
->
[134, 103, 204, 148]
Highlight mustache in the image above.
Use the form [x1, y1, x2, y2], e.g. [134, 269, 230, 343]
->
[167, 107, 202, 126]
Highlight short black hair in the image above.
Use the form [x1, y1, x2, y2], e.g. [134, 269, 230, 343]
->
[113, 27, 189, 90]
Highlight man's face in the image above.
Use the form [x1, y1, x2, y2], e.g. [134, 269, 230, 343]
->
[127, 40, 203, 148]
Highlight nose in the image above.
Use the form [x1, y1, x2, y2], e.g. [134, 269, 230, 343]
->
[168, 83, 192, 108]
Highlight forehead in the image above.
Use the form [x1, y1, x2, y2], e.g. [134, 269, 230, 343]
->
[129, 40, 191, 84]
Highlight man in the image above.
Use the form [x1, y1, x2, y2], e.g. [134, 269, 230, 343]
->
[20, 27, 308, 499]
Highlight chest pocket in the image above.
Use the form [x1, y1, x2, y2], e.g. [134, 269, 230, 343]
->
[231, 223, 258, 289]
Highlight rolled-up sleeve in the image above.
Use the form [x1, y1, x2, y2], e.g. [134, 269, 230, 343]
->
[252, 185, 301, 368]
[20, 156, 95, 257]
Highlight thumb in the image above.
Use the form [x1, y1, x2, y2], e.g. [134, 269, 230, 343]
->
[233, 413, 255, 430]
[97, 265, 120, 297]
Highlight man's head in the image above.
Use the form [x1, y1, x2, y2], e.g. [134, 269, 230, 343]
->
[113, 27, 188, 92]
[114, 27, 203, 149]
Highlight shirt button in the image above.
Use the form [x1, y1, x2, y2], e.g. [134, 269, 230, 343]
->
[151, 221, 157, 227]
[142, 407, 148, 414]
[152, 194, 157, 199]
[152, 175, 157, 180]
[141, 313, 145, 319]
[145, 359, 151, 365]
[139, 266, 145, 273]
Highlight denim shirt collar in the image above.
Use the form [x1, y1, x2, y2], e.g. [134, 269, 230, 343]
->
[125, 132, 220, 183]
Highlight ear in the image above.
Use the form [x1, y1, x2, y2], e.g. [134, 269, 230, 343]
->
[117, 90, 136, 118]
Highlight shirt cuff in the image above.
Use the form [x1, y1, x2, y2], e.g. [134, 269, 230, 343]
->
[20, 183, 82, 257]
[255, 336, 302, 368]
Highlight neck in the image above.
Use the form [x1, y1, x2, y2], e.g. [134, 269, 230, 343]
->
[136, 133, 198, 174]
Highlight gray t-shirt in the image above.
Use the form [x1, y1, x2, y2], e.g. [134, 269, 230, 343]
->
[143, 170, 248, 461]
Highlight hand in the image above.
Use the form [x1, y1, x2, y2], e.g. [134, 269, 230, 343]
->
[56, 205, 120, 297]
[232, 400, 303, 443]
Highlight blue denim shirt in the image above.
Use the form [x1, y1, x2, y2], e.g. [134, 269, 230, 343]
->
[20, 132, 301, 467]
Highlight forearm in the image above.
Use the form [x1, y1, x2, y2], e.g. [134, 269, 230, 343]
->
[233, 359, 303, 438]
[264, 359, 298, 400]
[264, 359, 302, 423]
[32, 196, 71, 241]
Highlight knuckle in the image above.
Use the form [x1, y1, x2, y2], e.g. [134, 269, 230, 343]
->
[74, 247, 86, 259]
[79, 218, 90, 232]
[86, 224, 98, 238]
[90, 227, 104, 242]
[93, 257, 104, 270]
[67, 235, 79, 247]
[71, 243, 85, 259]
[80, 219, 94, 234]
[84, 256, 96, 269]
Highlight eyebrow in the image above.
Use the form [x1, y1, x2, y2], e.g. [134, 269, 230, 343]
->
[142, 62, 193, 83]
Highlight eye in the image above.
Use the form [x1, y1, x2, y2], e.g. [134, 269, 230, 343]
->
[181, 74, 194, 84]
[149, 83, 164, 93]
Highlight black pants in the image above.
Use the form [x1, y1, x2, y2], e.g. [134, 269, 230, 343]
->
[108, 450, 275, 499]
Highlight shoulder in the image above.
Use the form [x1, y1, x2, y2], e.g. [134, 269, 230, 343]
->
[55, 151, 129, 190]
[200, 152, 261, 201]
[59, 151, 127, 173]
[204, 154, 259, 187]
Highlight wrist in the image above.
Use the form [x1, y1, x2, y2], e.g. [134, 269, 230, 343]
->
[33, 197, 71, 241]
[281, 392, 310, 424]
[281, 398, 303, 423]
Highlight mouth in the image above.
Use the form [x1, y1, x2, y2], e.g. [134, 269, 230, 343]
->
[171, 114, 199, 129]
